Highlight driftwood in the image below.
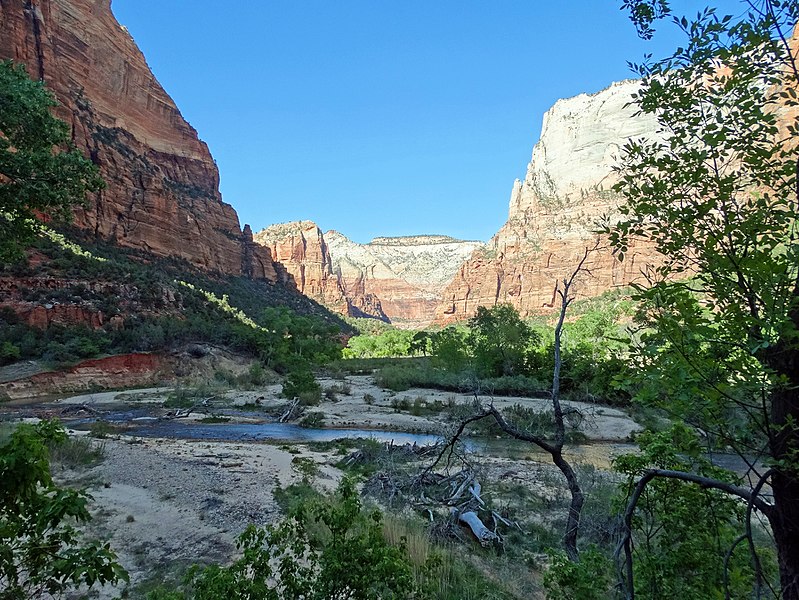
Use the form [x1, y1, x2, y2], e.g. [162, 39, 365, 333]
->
[453, 508, 500, 547]
[279, 399, 300, 422]
[165, 398, 211, 419]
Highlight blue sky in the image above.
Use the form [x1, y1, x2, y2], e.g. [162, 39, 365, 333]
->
[112, 1, 744, 244]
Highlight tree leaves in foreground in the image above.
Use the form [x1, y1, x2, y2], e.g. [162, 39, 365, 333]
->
[0, 420, 128, 599]
[612, 1, 799, 597]
[0, 60, 103, 262]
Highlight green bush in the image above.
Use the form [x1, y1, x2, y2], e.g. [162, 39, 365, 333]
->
[0, 341, 20, 365]
[543, 547, 612, 600]
[282, 367, 321, 402]
[299, 411, 325, 428]
[157, 479, 415, 599]
[0, 420, 127, 596]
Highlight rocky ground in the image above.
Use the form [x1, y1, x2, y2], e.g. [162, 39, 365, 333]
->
[3, 373, 643, 598]
[56, 436, 343, 598]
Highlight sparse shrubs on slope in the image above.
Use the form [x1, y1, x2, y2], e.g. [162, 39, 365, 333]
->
[0, 234, 347, 371]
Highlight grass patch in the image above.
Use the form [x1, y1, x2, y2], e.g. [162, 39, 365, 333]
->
[89, 420, 126, 438]
[197, 415, 231, 424]
[382, 515, 532, 599]
[273, 481, 323, 514]
[47, 435, 104, 469]
[375, 361, 548, 398]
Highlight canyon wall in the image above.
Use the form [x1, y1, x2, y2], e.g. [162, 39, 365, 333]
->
[254, 221, 388, 321]
[326, 232, 483, 328]
[253, 223, 482, 328]
[0, 0, 277, 280]
[435, 80, 662, 323]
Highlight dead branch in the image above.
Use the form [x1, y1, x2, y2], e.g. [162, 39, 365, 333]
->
[278, 398, 300, 422]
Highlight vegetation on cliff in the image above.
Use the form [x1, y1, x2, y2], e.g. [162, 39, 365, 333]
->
[0, 230, 347, 372]
[0, 60, 104, 262]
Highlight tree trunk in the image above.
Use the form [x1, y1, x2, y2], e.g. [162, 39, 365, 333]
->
[766, 384, 799, 600]
[764, 296, 799, 599]
[553, 451, 584, 562]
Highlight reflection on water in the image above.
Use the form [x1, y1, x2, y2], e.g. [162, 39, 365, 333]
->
[63, 411, 758, 475]
[132, 421, 444, 446]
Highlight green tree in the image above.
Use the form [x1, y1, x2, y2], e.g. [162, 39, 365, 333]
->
[615, 425, 774, 599]
[612, 2, 799, 597]
[430, 326, 469, 371]
[0, 420, 127, 598]
[0, 61, 104, 261]
[467, 303, 539, 377]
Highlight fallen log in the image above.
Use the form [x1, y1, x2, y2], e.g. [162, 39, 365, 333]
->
[279, 399, 300, 422]
[453, 508, 500, 547]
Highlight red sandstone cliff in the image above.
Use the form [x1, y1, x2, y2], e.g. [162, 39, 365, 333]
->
[325, 231, 483, 328]
[0, 0, 276, 280]
[254, 221, 388, 321]
[435, 81, 662, 324]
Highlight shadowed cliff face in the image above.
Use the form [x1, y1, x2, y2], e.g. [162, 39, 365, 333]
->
[0, 0, 276, 280]
[253, 223, 483, 328]
[254, 221, 389, 322]
[434, 80, 663, 324]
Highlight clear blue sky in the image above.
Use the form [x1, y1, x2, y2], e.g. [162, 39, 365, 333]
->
[112, 1, 743, 244]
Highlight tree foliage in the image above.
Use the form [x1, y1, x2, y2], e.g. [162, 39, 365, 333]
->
[612, 1, 799, 596]
[0, 420, 127, 598]
[615, 425, 775, 599]
[467, 304, 540, 378]
[0, 61, 103, 261]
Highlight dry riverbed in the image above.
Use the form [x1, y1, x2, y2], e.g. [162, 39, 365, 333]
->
[3, 374, 643, 598]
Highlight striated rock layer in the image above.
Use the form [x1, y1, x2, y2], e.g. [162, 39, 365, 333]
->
[436, 80, 662, 324]
[254, 222, 388, 321]
[0, 0, 277, 280]
[326, 232, 484, 328]
[253, 223, 482, 328]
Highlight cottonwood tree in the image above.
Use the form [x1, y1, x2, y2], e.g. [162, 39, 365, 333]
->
[0, 60, 103, 262]
[612, 1, 799, 597]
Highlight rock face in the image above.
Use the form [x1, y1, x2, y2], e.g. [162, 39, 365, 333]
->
[325, 232, 484, 328]
[0, 0, 277, 280]
[0, 353, 164, 400]
[254, 222, 388, 321]
[436, 80, 662, 323]
[253, 224, 482, 327]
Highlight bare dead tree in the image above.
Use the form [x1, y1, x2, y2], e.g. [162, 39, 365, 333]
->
[426, 241, 598, 561]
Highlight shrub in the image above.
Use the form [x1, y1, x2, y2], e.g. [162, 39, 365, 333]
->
[298, 389, 322, 407]
[299, 411, 325, 428]
[171, 479, 415, 599]
[282, 367, 321, 400]
[47, 434, 105, 468]
[213, 369, 237, 385]
[0, 420, 127, 596]
[0, 341, 20, 365]
[543, 547, 612, 600]
[88, 420, 124, 439]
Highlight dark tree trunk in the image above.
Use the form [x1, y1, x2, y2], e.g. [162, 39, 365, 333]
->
[764, 296, 799, 600]
[553, 451, 585, 562]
